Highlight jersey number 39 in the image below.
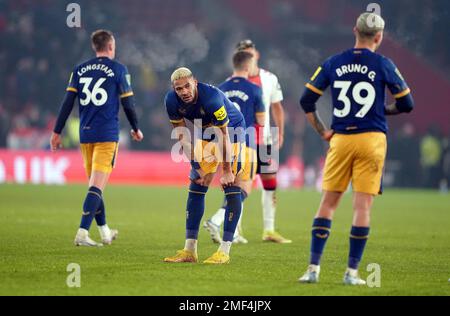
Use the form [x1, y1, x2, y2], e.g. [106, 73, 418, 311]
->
[333, 81, 375, 118]
[79, 77, 108, 106]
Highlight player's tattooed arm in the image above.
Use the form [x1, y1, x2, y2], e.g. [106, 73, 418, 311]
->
[308, 111, 326, 134]
[306, 111, 334, 142]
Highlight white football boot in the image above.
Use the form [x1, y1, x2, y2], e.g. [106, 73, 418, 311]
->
[203, 220, 222, 244]
[233, 235, 249, 244]
[74, 228, 103, 247]
[98, 225, 118, 245]
[343, 268, 366, 286]
[232, 222, 248, 244]
[298, 265, 320, 283]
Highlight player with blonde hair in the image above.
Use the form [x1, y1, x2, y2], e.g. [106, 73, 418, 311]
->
[298, 13, 414, 285]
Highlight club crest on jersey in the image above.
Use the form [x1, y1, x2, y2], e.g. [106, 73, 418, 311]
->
[214, 106, 227, 121]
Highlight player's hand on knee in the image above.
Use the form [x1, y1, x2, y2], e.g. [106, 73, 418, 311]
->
[194, 177, 205, 186]
[131, 129, 144, 142]
[50, 132, 62, 152]
[220, 171, 235, 188]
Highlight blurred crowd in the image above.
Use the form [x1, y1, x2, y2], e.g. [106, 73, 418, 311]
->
[0, 0, 449, 189]
[388, 124, 450, 191]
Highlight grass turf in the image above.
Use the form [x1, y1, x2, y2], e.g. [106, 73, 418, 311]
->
[0, 184, 449, 296]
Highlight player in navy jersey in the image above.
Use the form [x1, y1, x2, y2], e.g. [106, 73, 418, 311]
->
[298, 13, 414, 285]
[50, 30, 144, 247]
[163, 67, 247, 264]
[236, 39, 291, 244]
[204, 51, 265, 244]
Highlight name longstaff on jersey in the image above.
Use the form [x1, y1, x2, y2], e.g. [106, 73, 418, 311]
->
[67, 57, 134, 143]
[77, 63, 115, 77]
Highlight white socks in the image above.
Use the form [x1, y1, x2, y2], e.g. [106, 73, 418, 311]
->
[262, 190, 276, 231]
[98, 224, 111, 239]
[219, 241, 232, 255]
[233, 208, 244, 238]
[184, 239, 198, 253]
[77, 228, 89, 238]
[346, 268, 359, 277]
[211, 207, 244, 239]
[210, 208, 226, 227]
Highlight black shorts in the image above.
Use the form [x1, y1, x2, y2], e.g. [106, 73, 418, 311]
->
[256, 144, 277, 175]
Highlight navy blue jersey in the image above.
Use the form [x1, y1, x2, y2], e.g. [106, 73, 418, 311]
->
[219, 77, 264, 148]
[165, 82, 246, 143]
[306, 48, 411, 134]
[67, 57, 133, 143]
[219, 77, 264, 126]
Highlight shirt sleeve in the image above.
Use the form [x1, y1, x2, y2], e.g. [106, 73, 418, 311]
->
[305, 58, 331, 96]
[53, 91, 76, 133]
[270, 74, 283, 103]
[118, 65, 134, 99]
[66, 68, 79, 94]
[164, 93, 184, 124]
[207, 92, 229, 127]
[382, 57, 411, 99]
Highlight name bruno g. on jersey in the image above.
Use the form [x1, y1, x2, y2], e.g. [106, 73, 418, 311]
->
[334, 63, 377, 82]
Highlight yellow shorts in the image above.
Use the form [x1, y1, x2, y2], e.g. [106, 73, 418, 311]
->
[322, 132, 387, 195]
[241, 146, 257, 181]
[80, 142, 119, 177]
[193, 140, 245, 176]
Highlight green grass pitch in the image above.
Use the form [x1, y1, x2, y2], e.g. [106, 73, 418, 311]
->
[0, 184, 449, 296]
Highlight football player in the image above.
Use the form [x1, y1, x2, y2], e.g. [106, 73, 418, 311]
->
[236, 39, 292, 244]
[298, 12, 414, 285]
[163, 67, 246, 264]
[51, 29, 144, 247]
[204, 50, 265, 244]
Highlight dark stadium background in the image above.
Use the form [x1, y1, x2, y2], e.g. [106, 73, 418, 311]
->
[0, 0, 449, 189]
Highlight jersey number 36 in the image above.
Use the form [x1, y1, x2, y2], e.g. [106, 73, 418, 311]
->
[333, 81, 375, 118]
[79, 77, 108, 106]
